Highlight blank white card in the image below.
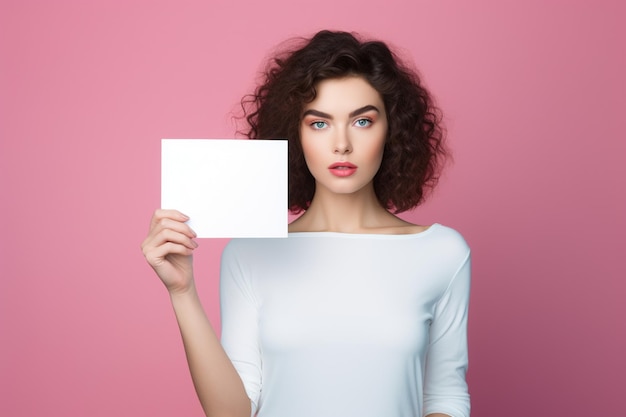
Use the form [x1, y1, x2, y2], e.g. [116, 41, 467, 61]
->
[161, 139, 288, 238]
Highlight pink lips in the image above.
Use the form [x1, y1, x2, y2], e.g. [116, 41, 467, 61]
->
[328, 162, 357, 177]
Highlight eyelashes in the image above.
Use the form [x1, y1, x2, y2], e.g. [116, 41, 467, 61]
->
[354, 118, 372, 128]
[311, 121, 328, 130]
[308, 118, 373, 130]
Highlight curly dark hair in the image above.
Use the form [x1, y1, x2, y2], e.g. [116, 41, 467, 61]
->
[240, 30, 448, 214]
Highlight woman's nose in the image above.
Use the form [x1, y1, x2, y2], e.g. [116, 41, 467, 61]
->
[333, 129, 352, 154]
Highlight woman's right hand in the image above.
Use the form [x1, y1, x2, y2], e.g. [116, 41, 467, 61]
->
[141, 209, 199, 295]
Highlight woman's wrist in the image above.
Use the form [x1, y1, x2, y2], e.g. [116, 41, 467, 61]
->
[168, 282, 199, 305]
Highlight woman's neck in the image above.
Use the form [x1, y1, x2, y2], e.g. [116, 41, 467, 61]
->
[289, 185, 415, 234]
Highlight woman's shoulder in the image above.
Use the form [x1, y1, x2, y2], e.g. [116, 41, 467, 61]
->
[388, 223, 470, 259]
[429, 223, 468, 241]
[427, 223, 471, 256]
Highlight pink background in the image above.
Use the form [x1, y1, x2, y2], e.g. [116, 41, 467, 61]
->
[1, 1, 624, 416]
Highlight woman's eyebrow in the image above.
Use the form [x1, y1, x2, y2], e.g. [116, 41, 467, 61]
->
[302, 105, 380, 119]
[302, 109, 332, 119]
[349, 105, 380, 118]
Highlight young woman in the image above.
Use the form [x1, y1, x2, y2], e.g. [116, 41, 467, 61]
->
[142, 30, 471, 417]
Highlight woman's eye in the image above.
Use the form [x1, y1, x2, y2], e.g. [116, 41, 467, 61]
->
[354, 118, 372, 127]
[311, 121, 328, 129]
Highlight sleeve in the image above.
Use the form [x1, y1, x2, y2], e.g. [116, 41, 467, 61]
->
[423, 250, 471, 417]
[219, 242, 262, 417]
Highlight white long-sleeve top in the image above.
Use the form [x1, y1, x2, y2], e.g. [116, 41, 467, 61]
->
[220, 223, 471, 417]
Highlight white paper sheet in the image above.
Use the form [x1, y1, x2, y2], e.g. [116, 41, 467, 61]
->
[161, 139, 288, 238]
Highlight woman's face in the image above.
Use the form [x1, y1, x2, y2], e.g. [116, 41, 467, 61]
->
[300, 76, 388, 198]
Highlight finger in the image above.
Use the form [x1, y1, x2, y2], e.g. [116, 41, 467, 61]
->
[150, 209, 190, 229]
[143, 237, 197, 266]
[150, 216, 196, 239]
[145, 242, 195, 267]
[142, 229, 198, 258]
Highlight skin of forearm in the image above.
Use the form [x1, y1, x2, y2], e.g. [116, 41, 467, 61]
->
[170, 287, 251, 417]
